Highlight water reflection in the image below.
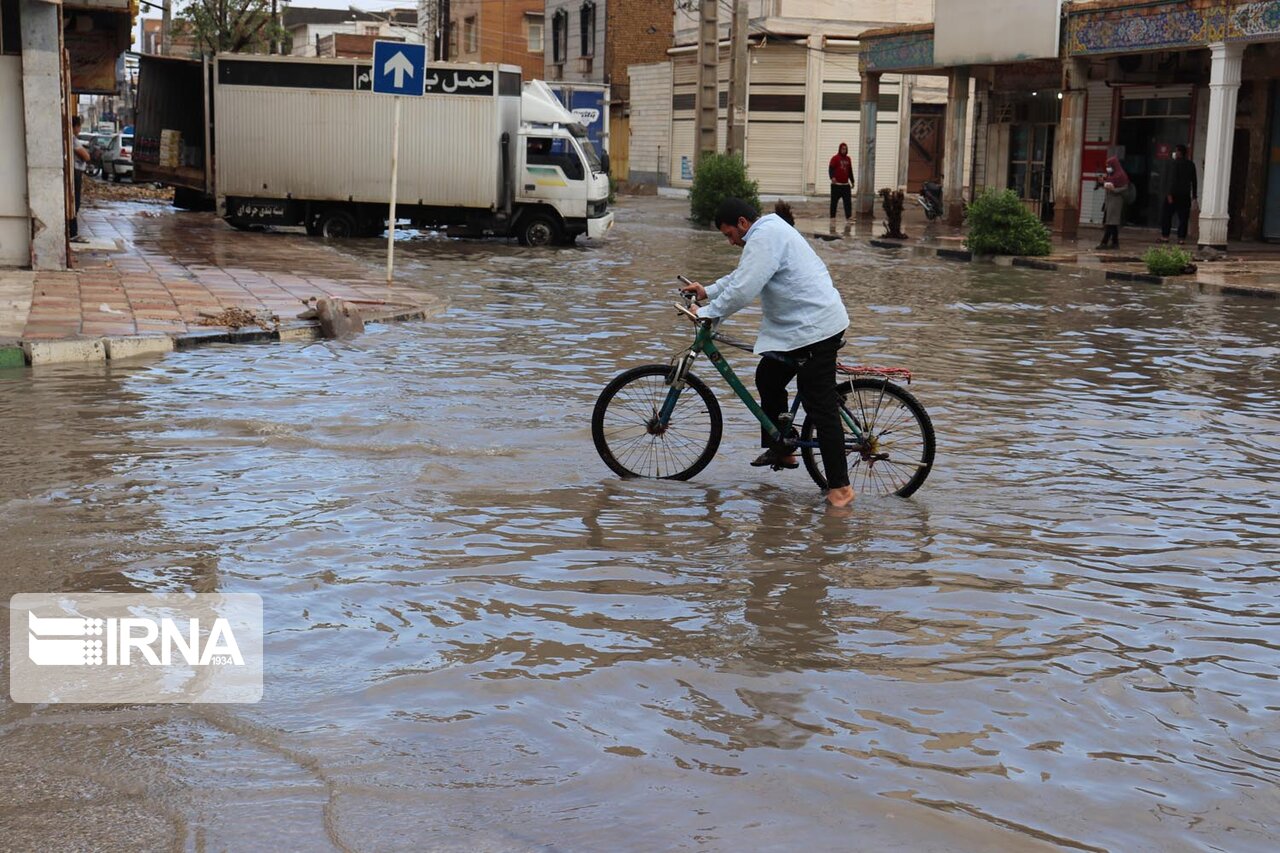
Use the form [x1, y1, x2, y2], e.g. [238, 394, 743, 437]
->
[0, 198, 1277, 849]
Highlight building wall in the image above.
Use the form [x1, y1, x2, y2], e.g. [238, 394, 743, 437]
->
[289, 22, 417, 58]
[545, 0, 607, 83]
[451, 0, 542, 79]
[673, 0, 933, 43]
[605, 0, 669, 97]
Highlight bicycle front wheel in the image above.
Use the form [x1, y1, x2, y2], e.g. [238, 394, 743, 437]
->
[591, 364, 722, 480]
[801, 378, 936, 498]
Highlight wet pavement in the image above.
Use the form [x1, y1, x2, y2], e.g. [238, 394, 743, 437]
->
[2, 196, 1279, 850]
[1, 198, 437, 345]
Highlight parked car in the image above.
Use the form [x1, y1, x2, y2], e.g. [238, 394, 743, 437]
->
[101, 133, 134, 181]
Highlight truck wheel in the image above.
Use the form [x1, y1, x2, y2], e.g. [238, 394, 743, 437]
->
[317, 209, 357, 239]
[517, 213, 560, 247]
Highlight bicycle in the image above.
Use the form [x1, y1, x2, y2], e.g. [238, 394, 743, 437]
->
[590, 286, 937, 498]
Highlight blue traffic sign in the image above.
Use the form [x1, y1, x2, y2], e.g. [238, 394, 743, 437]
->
[371, 41, 426, 96]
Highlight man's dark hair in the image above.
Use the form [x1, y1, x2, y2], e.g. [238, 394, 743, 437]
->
[72, 115, 82, 130]
[714, 197, 759, 229]
[1175, 143, 1188, 156]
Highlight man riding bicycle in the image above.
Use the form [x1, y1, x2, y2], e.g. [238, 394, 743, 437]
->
[681, 197, 854, 508]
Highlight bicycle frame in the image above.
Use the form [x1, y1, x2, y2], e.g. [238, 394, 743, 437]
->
[658, 321, 863, 450]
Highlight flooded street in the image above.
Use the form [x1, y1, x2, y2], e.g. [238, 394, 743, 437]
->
[2, 198, 1278, 851]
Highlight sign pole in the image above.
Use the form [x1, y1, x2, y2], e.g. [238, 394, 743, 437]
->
[386, 96, 401, 286]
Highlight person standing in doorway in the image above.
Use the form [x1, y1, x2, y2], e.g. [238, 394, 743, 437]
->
[1159, 144, 1198, 245]
[829, 143, 854, 220]
[69, 115, 90, 243]
[1095, 157, 1130, 250]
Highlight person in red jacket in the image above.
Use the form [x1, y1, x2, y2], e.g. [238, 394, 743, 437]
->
[829, 142, 854, 219]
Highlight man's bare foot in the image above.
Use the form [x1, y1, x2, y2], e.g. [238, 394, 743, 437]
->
[825, 485, 855, 507]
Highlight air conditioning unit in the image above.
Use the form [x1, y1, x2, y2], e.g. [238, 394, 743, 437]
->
[551, 63, 564, 80]
[577, 56, 593, 74]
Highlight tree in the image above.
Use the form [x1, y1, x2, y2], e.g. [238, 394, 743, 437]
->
[178, 0, 285, 55]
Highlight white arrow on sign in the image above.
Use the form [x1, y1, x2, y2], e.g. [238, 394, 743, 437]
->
[383, 51, 415, 89]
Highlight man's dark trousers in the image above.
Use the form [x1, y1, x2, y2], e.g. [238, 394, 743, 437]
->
[830, 184, 852, 218]
[1160, 194, 1193, 240]
[755, 330, 850, 489]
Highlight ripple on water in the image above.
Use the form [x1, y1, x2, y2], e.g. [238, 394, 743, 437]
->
[1, 207, 1278, 849]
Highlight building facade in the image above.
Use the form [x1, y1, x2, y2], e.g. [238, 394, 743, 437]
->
[628, 0, 947, 196]
[450, 0, 544, 80]
[861, 0, 1280, 247]
[285, 7, 420, 59]
[543, 0, 671, 180]
[2, 0, 134, 270]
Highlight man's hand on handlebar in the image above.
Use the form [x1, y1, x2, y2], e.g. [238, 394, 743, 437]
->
[679, 280, 707, 302]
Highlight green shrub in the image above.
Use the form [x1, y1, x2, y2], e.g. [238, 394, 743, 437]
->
[1142, 245, 1193, 276]
[689, 153, 760, 226]
[963, 188, 1053, 257]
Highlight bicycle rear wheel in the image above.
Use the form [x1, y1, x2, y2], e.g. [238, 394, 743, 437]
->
[800, 378, 935, 498]
[592, 365, 722, 480]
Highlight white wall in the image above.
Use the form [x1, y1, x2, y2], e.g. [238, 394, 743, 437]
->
[289, 22, 420, 57]
[673, 0, 932, 44]
[934, 0, 1063, 65]
[0, 56, 31, 267]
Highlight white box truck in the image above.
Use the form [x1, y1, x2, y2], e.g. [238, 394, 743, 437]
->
[135, 54, 613, 246]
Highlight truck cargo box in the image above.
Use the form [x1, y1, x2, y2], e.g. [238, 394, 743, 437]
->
[214, 56, 522, 210]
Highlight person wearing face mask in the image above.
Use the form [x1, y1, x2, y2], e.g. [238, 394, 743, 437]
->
[1094, 156, 1131, 250]
[1159, 144, 1198, 244]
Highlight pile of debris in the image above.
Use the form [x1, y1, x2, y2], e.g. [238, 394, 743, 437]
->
[83, 179, 174, 205]
[195, 307, 280, 332]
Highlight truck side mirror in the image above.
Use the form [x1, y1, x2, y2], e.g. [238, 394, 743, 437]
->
[601, 152, 610, 176]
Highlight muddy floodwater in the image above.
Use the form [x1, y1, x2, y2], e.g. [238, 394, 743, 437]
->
[2, 199, 1278, 851]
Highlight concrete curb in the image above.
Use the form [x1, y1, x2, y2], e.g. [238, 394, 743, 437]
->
[10, 298, 448, 368]
[23, 338, 106, 365]
[862, 239, 1280, 299]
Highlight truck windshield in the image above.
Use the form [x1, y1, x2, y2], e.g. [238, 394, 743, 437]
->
[570, 126, 603, 173]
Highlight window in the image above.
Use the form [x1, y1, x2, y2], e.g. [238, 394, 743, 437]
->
[526, 14, 544, 53]
[464, 16, 477, 54]
[579, 2, 596, 57]
[363, 25, 380, 36]
[2, 0, 21, 55]
[552, 10, 568, 64]
[527, 136, 584, 181]
[448, 21, 458, 59]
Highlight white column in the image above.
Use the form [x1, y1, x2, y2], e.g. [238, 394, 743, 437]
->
[897, 74, 915, 189]
[20, 0, 68, 270]
[856, 71, 879, 215]
[943, 66, 970, 226]
[1198, 41, 1244, 250]
[801, 34, 824, 195]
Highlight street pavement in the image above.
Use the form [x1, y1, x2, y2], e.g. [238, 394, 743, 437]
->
[1, 201, 436, 347]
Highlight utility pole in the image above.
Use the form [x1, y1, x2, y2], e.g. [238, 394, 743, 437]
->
[726, 0, 747, 157]
[161, 0, 172, 55]
[418, 0, 435, 61]
[693, 0, 718, 165]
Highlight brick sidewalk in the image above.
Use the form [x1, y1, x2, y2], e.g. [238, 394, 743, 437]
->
[3, 198, 434, 345]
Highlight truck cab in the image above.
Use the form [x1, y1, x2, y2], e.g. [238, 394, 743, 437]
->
[516, 81, 613, 244]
